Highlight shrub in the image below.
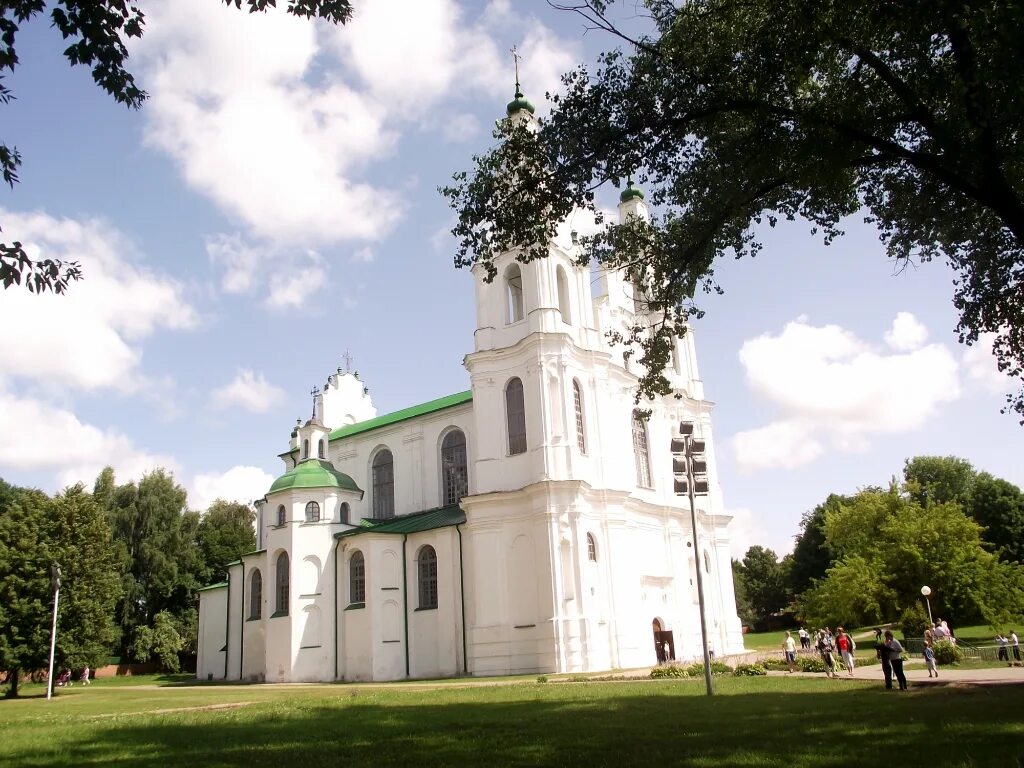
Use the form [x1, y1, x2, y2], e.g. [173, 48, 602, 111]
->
[761, 658, 790, 671]
[733, 663, 767, 676]
[798, 655, 827, 673]
[650, 665, 690, 679]
[932, 639, 963, 665]
[536, 675, 548, 684]
[899, 605, 931, 642]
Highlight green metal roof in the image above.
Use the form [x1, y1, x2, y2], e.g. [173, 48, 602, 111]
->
[335, 505, 466, 539]
[198, 582, 228, 592]
[329, 391, 472, 442]
[620, 180, 645, 202]
[268, 458, 362, 495]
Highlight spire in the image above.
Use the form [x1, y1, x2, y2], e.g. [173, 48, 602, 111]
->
[619, 178, 645, 203]
[506, 45, 535, 117]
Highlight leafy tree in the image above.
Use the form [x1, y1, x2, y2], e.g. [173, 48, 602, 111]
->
[730, 559, 756, 628]
[0, 487, 52, 697]
[787, 496, 847, 594]
[196, 500, 257, 584]
[733, 546, 788, 627]
[444, 0, 1024, 418]
[903, 455, 976, 506]
[131, 611, 183, 673]
[967, 473, 1024, 564]
[0, 0, 354, 294]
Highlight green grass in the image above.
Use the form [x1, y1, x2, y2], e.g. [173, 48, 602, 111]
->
[2, 676, 1022, 767]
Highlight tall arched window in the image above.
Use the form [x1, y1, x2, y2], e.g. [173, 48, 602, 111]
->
[441, 430, 468, 505]
[372, 449, 395, 519]
[556, 265, 572, 324]
[573, 379, 586, 454]
[249, 569, 262, 619]
[632, 411, 652, 488]
[275, 552, 289, 616]
[349, 550, 365, 604]
[417, 545, 438, 610]
[276, 505, 286, 526]
[339, 502, 350, 524]
[506, 377, 527, 455]
[506, 264, 524, 323]
[304, 501, 320, 523]
[302, 439, 309, 459]
[587, 533, 597, 562]
[317, 438, 326, 459]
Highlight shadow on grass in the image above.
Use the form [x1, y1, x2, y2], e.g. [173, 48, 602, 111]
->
[10, 680, 1024, 768]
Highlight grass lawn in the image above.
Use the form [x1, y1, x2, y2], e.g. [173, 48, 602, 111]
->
[2, 675, 1022, 767]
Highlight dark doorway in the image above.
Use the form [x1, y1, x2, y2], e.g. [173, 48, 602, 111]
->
[652, 619, 676, 663]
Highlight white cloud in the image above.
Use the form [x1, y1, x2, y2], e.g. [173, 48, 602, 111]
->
[211, 369, 286, 413]
[884, 311, 929, 351]
[206, 233, 262, 294]
[725, 507, 773, 559]
[0, 386, 180, 489]
[963, 332, 1009, 393]
[0, 209, 198, 393]
[732, 315, 960, 471]
[554, 207, 616, 249]
[265, 254, 327, 310]
[350, 246, 375, 264]
[190, 465, 275, 511]
[441, 113, 481, 143]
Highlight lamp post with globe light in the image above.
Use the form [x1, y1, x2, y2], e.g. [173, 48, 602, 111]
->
[921, 585, 933, 626]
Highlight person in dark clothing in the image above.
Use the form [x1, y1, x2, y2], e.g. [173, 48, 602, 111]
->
[884, 630, 908, 690]
[876, 636, 892, 689]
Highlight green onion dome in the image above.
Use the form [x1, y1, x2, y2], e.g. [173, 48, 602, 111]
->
[619, 180, 645, 203]
[506, 87, 535, 117]
[269, 459, 361, 495]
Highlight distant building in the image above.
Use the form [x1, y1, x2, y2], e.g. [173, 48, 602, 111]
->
[197, 91, 744, 683]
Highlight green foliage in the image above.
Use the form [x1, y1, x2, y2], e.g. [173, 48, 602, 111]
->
[196, 500, 257, 584]
[444, 0, 1024, 417]
[967, 473, 1024, 563]
[536, 675, 548, 684]
[932, 639, 964, 665]
[899, 605, 932, 641]
[788, 500, 839, 594]
[733, 663, 767, 676]
[650, 664, 690, 679]
[0, 0, 353, 295]
[733, 546, 789, 629]
[904, 456, 976, 507]
[731, 559, 756, 627]
[131, 612, 184, 673]
[799, 655, 827, 673]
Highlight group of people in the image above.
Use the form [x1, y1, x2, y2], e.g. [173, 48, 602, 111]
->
[54, 666, 91, 688]
[995, 631, 1021, 665]
[782, 627, 857, 677]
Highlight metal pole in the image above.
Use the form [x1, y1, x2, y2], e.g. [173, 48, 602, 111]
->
[46, 582, 60, 701]
[925, 597, 933, 626]
[687, 435, 713, 697]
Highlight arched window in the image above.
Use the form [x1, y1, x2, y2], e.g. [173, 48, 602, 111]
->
[417, 545, 438, 610]
[573, 379, 586, 454]
[318, 438, 326, 459]
[587, 533, 597, 562]
[506, 264, 524, 324]
[556, 265, 572, 324]
[302, 439, 309, 459]
[372, 449, 395, 519]
[304, 501, 320, 523]
[441, 430, 468, 505]
[249, 569, 262, 619]
[349, 551, 365, 604]
[632, 411, 652, 488]
[339, 502, 350, 525]
[275, 552, 289, 616]
[505, 377, 527, 455]
[276, 505, 286, 526]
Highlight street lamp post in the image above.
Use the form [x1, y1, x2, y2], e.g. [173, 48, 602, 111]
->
[46, 564, 61, 701]
[671, 422, 713, 697]
[921, 585, 933, 626]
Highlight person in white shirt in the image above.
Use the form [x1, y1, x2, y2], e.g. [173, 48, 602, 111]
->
[783, 631, 797, 673]
[1012, 631, 1021, 664]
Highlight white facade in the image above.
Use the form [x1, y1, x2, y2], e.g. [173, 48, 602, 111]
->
[197, 101, 745, 684]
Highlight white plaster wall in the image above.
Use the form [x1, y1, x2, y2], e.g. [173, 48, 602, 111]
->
[197, 587, 227, 681]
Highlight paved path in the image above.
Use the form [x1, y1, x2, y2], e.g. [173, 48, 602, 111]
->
[768, 661, 1024, 686]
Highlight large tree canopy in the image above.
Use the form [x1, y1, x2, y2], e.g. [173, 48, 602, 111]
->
[0, 0, 353, 294]
[444, 0, 1024, 418]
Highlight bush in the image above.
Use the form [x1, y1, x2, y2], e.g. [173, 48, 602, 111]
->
[798, 655, 827, 673]
[650, 665, 690, 679]
[733, 663, 767, 676]
[761, 658, 790, 671]
[899, 605, 931, 641]
[536, 675, 548, 684]
[932, 639, 963, 665]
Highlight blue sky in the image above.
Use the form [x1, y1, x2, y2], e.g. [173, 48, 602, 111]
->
[1, 0, 1021, 558]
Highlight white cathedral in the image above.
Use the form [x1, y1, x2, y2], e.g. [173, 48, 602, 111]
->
[197, 90, 745, 684]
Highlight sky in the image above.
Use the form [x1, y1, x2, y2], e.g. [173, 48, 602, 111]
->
[1, 0, 1021, 558]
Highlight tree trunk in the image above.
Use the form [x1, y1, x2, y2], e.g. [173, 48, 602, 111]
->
[5, 669, 19, 698]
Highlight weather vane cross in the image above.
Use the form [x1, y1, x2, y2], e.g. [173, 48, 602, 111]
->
[310, 385, 320, 419]
[510, 45, 522, 90]
[342, 349, 353, 372]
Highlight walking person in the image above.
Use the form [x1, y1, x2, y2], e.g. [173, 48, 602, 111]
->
[836, 627, 856, 676]
[817, 629, 836, 678]
[996, 633, 1009, 663]
[1012, 631, 1021, 665]
[783, 631, 797, 673]
[798, 627, 809, 650]
[923, 641, 938, 678]
[80, 665, 91, 685]
[877, 633, 892, 689]
[884, 630, 908, 690]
